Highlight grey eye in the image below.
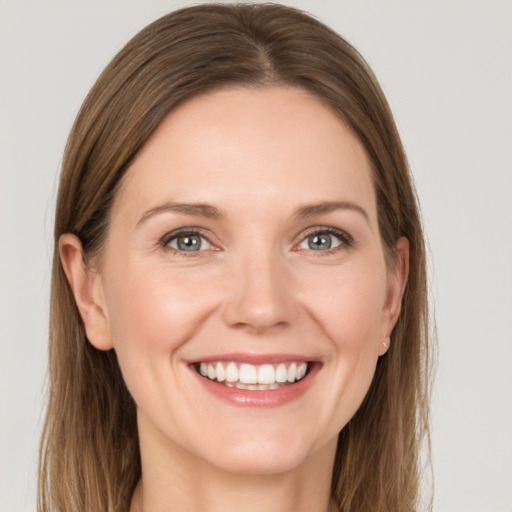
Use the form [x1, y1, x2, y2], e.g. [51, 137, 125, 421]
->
[308, 234, 331, 250]
[299, 232, 342, 251]
[168, 233, 211, 252]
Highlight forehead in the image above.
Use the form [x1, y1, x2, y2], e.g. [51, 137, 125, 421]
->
[113, 86, 376, 222]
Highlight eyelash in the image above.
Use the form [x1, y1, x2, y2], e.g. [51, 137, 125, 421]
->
[160, 228, 214, 257]
[297, 226, 354, 253]
[159, 226, 353, 256]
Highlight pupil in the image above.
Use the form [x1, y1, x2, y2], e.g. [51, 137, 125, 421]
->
[309, 234, 331, 250]
[177, 235, 201, 251]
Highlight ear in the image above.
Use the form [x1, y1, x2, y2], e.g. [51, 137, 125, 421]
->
[59, 233, 114, 351]
[379, 236, 409, 355]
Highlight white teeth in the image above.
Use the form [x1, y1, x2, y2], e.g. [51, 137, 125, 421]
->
[275, 364, 288, 383]
[287, 362, 297, 382]
[225, 362, 239, 382]
[233, 383, 277, 390]
[215, 362, 226, 382]
[239, 364, 258, 384]
[197, 360, 310, 388]
[297, 363, 307, 380]
[257, 364, 275, 384]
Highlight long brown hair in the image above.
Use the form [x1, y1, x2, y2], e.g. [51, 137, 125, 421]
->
[39, 4, 434, 511]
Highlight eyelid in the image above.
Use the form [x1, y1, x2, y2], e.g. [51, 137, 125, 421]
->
[160, 227, 218, 252]
[294, 226, 354, 251]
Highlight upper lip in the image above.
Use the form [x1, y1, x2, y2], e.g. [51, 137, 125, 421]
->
[188, 353, 318, 365]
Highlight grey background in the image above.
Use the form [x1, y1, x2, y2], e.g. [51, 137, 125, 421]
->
[1, 1, 511, 511]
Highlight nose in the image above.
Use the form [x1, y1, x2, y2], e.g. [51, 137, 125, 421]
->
[221, 251, 297, 334]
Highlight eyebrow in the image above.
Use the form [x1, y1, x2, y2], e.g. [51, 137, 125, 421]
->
[136, 202, 225, 226]
[294, 201, 370, 223]
[136, 199, 369, 227]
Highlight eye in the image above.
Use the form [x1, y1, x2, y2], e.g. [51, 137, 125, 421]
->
[297, 228, 351, 252]
[165, 231, 212, 252]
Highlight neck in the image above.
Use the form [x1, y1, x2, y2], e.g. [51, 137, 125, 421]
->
[130, 416, 338, 512]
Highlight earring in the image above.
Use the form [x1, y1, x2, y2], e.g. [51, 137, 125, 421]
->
[382, 336, 390, 350]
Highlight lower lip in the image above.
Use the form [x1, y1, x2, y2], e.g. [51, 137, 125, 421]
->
[191, 364, 319, 408]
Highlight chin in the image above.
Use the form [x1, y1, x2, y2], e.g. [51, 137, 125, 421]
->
[210, 450, 308, 476]
[196, 427, 327, 476]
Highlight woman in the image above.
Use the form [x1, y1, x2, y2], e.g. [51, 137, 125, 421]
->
[39, 3, 433, 511]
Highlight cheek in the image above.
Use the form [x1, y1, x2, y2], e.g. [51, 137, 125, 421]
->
[102, 260, 224, 414]
[104, 260, 222, 359]
[301, 260, 387, 427]
[300, 258, 388, 351]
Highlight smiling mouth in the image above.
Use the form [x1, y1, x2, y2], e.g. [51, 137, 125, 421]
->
[194, 361, 311, 390]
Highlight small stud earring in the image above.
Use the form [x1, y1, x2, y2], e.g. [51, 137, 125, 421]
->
[382, 336, 390, 350]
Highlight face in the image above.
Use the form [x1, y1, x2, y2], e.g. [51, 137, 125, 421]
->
[62, 86, 407, 475]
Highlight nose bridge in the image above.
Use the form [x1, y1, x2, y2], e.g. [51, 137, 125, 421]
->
[222, 237, 296, 332]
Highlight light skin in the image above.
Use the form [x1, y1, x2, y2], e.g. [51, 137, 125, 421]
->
[60, 86, 409, 512]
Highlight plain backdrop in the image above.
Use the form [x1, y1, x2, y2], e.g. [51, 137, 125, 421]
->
[1, 1, 511, 511]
